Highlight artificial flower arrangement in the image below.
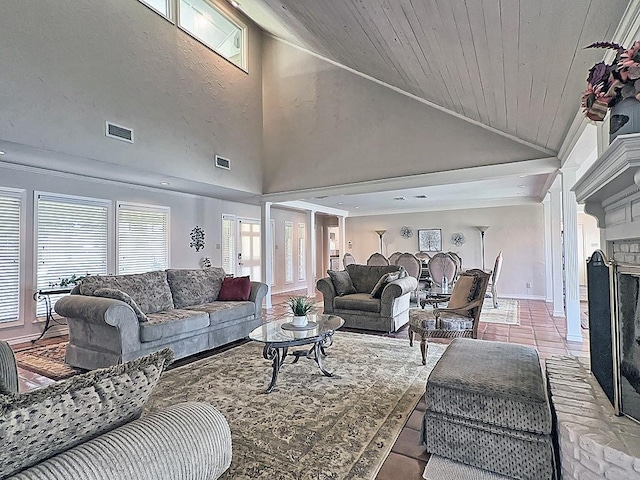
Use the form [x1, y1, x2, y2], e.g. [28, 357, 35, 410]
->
[581, 41, 640, 121]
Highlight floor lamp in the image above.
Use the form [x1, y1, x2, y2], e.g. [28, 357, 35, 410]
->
[475, 226, 490, 271]
[375, 230, 386, 254]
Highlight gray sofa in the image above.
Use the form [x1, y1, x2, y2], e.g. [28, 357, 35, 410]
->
[55, 268, 268, 370]
[317, 264, 417, 333]
[0, 341, 232, 480]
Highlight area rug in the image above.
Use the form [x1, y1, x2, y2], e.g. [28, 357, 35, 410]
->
[479, 298, 519, 325]
[423, 455, 511, 479]
[145, 331, 446, 479]
[14, 341, 84, 380]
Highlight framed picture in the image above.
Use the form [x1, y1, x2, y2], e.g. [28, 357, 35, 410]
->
[418, 229, 442, 252]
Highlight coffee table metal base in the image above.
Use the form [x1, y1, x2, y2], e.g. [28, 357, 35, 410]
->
[261, 334, 335, 394]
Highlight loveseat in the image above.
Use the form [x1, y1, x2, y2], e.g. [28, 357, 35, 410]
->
[55, 267, 268, 369]
[0, 341, 232, 480]
[317, 264, 417, 333]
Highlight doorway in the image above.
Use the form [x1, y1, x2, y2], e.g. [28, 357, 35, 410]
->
[238, 218, 261, 281]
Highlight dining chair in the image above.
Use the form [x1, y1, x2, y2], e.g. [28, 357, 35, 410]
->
[366, 253, 389, 266]
[395, 253, 422, 301]
[387, 252, 403, 265]
[427, 252, 458, 288]
[488, 251, 503, 308]
[343, 252, 357, 267]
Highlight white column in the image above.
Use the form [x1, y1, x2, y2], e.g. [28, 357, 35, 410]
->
[338, 216, 347, 267]
[260, 202, 272, 309]
[543, 195, 553, 303]
[561, 168, 583, 342]
[308, 209, 316, 297]
[549, 182, 565, 318]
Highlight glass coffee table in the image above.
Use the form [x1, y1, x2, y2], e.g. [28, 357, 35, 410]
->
[248, 314, 344, 393]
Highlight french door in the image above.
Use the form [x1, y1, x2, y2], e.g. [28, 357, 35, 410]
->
[238, 218, 261, 282]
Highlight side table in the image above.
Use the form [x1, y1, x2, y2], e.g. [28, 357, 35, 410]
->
[32, 288, 72, 342]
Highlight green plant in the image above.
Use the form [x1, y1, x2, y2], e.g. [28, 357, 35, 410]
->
[49, 273, 89, 288]
[286, 296, 315, 316]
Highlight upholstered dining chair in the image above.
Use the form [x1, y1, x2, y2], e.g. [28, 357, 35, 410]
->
[488, 251, 503, 308]
[395, 253, 422, 301]
[408, 269, 491, 364]
[388, 251, 403, 265]
[366, 253, 389, 266]
[427, 252, 458, 288]
[414, 251, 431, 263]
[447, 252, 463, 279]
[343, 252, 357, 267]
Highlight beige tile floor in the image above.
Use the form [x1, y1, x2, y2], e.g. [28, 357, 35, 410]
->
[14, 292, 589, 479]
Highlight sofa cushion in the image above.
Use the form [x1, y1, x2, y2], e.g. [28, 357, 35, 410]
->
[141, 310, 210, 342]
[0, 349, 173, 479]
[370, 271, 401, 298]
[186, 301, 255, 324]
[80, 271, 174, 314]
[217, 276, 251, 301]
[93, 288, 148, 323]
[166, 268, 225, 309]
[345, 264, 403, 294]
[334, 293, 381, 313]
[327, 270, 356, 296]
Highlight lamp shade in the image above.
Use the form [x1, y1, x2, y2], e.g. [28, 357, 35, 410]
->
[475, 225, 490, 233]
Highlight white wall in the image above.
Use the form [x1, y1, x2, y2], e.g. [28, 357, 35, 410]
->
[262, 36, 545, 194]
[271, 206, 310, 294]
[345, 204, 546, 299]
[0, 0, 263, 194]
[0, 163, 259, 342]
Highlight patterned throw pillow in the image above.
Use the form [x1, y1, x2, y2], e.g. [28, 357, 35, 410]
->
[93, 288, 149, 323]
[327, 270, 356, 296]
[370, 272, 401, 298]
[0, 349, 173, 479]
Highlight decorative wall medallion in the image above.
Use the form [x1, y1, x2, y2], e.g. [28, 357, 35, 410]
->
[400, 226, 413, 239]
[451, 232, 466, 247]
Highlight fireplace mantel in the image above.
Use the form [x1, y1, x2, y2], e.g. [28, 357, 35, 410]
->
[574, 134, 640, 237]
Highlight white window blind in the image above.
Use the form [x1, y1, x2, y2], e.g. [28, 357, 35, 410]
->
[270, 219, 275, 286]
[222, 214, 236, 276]
[117, 203, 169, 274]
[284, 221, 293, 283]
[0, 192, 22, 324]
[298, 223, 306, 281]
[36, 194, 109, 316]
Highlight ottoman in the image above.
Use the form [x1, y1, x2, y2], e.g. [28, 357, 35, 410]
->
[422, 338, 555, 480]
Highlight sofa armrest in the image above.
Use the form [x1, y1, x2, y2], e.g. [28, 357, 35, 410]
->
[10, 402, 232, 480]
[0, 340, 19, 394]
[249, 281, 268, 319]
[380, 276, 417, 316]
[316, 277, 336, 314]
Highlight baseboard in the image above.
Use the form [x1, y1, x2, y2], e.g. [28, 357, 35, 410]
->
[5, 325, 68, 345]
[499, 293, 546, 301]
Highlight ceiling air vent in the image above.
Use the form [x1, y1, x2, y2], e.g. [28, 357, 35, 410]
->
[215, 155, 231, 170]
[105, 122, 134, 143]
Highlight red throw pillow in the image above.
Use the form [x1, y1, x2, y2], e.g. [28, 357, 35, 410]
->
[218, 276, 252, 301]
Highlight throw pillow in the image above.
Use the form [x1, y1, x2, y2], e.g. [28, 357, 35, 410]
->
[166, 268, 225, 309]
[217, 276, 252, 301]
[93, 288, 148, 323]
[370, 272, 401, 298]
[327, 270, 356, 296]
[0, 348, 173, 479]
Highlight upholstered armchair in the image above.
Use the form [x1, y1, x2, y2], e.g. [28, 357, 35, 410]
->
[408, 269, 490, 364]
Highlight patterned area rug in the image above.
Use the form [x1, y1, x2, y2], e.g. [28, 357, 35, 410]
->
[423, 455, 511, 479]
[479, 298, 519, 325]
[146, 331, 446, 479]
[14, 341, 84, 380]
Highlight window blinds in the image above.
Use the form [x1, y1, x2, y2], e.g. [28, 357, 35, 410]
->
[222, 215, 236, 276]
[0, 193, 21, 324]
[117, 204, 169, 274]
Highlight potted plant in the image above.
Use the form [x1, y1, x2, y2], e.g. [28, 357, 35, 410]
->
[582, 41, 640, 139]
[286, 296, 315, 327]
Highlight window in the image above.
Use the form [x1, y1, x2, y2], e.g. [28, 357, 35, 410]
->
[0, 190, 22, 324]
[178, 0, 247, 70]
[222, 214, 236, 275]
[117, 203, 169, 274]
[284, 221, 293, 283]
[298, 223, 305, 281]
[139, 0, 170, 17]
[36, 194, 109, 316]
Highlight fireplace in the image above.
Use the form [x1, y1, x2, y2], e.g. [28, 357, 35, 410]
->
[587, 250, 640, 423]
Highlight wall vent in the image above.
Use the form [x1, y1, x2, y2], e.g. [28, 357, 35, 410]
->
[105, 122, 134, 143]
[215, 155, 231, 170]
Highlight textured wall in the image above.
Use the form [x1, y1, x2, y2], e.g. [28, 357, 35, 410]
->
[345, 204, 546, 298]
[0, 0, 263, 194]
[262, 36, 545, 194]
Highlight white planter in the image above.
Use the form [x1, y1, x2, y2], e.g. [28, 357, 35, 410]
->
[292, 315, 308, 327]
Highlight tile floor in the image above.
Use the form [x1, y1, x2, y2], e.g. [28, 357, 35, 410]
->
[13, 293, 590, 480]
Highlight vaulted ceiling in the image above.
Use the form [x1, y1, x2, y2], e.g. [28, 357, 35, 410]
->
[240, 0, 631, 213]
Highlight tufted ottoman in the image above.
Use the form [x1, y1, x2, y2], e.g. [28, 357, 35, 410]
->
[421, 338, 555, 480]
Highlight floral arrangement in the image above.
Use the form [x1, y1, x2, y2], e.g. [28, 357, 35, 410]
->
[581, 41, 640, 121]
[49, 273, 89, 288]
[286, 296, 315, 316]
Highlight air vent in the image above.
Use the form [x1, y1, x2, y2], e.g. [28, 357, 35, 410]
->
[105, 122, 134, 143]
[215, 155, 231, 170]
[415, 195, 429, 199]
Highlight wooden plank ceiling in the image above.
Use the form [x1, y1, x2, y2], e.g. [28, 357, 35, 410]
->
[240, 0, 629, 153]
